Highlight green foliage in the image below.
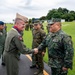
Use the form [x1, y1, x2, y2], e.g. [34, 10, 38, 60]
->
[6, 22, 75, 75]
[39, 16, 46, 20]
[46, 7, 75, 21]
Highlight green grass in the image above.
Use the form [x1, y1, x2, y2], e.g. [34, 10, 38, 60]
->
[6, 22, 75, 75]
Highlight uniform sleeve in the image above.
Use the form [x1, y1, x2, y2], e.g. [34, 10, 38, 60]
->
[38, 35, 47, 51]
[40, 30, 46, 40]
[63, 36, 74, 69]
[13, 35, 34, 54]
[40, 31, 46, 52]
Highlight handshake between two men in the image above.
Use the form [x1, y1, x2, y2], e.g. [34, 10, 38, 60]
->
[33, 48, 39, 54]
[33, 48, 45, 55]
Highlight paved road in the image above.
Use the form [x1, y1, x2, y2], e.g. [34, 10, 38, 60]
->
[0, 54, 51, 75]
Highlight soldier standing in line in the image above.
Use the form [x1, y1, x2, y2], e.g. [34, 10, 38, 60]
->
[30, 22, 46, 75]
[25, 22, 29, 31]
[0, 21, 7, 66]
[4, 23, 7, 32]
[30, 23, 33, 30]
[40, 22, 44, 30]
[34, 19, 74, 75]
[3, 13, 36, 75]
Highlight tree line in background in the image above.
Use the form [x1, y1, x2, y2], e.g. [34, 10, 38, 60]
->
[30, 7, 75, 23]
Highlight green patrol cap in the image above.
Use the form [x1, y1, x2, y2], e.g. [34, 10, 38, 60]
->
[34, 23, 38, 26]
[52, 18, 61, 22]
[48, 22, 55, 25]
[33, 20, 41, 26]
[48, 18, 61, 26]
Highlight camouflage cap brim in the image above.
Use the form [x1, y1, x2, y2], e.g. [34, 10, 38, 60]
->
[48, 22, 55, 25]
[33, 23, 38, 26]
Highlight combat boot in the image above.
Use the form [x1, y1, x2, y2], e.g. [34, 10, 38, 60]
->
[30, 65, 36, 68]
[34, 71, 44, 75]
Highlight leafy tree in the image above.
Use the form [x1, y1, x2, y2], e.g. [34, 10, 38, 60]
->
[39, 16, 46, 20]
[52, 12, 61, 18]
[46, 9, 57, 20]
[46, 7, 75, 21]
[31, 7, 75, 22]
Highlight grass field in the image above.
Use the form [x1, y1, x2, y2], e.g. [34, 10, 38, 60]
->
[7, 22, 75, 75]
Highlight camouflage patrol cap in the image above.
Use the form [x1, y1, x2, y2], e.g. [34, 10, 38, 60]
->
[52, 18, 61, 22]
[16, 13, 28, 23]
[48, 21, 55, 25]
[33, 20, 41, 26]
[48, 18, 61, 26]
[33, 23, 38, 26]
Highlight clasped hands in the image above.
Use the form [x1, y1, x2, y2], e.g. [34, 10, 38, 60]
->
[33, 48, 45, 56]
[33, 48, 38, 54]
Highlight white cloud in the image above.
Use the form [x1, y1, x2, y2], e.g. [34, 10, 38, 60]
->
[0, 0, 75, 23]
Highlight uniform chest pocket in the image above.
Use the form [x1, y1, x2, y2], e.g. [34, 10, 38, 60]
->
[52, 39, 60, 49]
[34, 32, 41, 39]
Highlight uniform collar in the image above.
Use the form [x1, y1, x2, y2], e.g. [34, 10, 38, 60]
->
[53, 29, 62, 34]
[51, 29, 62, 37]
[13, 26, 21, 34]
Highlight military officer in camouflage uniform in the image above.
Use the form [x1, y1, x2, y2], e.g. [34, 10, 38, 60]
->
[30, 22, 46, 75]
[30, 23, 33, 30]
[3, 13, 35, 75]
[25, 22, 29, 31]
[34, 19, 74, 75]
[0, 21, 7, 66]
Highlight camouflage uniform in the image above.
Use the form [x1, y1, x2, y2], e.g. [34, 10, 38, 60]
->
[38, 29, 74, 75]
[41, 24, 44, 30]
[0, 29, 6, 58]
[25, 24, 29, 31]
[32, 28, 46, 74]
[3, 28, 34, 75]
[30, 24, 33, 30]
[46, 25, 49, 33]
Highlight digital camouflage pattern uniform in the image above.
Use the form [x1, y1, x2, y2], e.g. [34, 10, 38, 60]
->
[0, 29, 7, 58]
[3, 28, 34, 75]
[40, 24, 44, 30]
[38, 29, 74, 75]
[30, 24, 33, 30]
[25, 24, 29, 31]
[32, 28, 46, 74]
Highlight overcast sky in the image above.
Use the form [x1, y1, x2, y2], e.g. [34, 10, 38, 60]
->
[0, 0, 75, 23]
